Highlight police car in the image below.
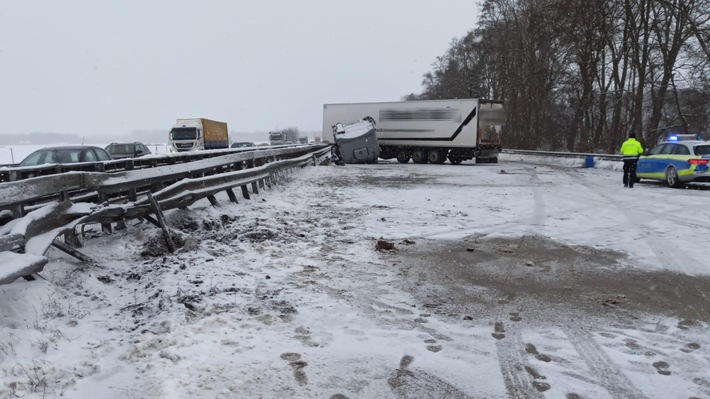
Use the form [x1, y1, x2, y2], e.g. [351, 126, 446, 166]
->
[635, 135, 710, 187]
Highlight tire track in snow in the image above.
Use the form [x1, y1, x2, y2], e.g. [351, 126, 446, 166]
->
[566, 168, 710, 313]
[493, 318, 545, 399]
[563, 326, 648, 399]
[398, 165, 547, 241]
[527, 167, 547, 231]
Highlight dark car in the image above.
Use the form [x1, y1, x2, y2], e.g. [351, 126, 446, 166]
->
[19, 146, 113, 167]
[105, 142, 152, 159]
[230, 142, 256, 148]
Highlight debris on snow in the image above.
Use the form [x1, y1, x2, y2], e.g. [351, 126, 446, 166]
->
[376, 238, 395, 251]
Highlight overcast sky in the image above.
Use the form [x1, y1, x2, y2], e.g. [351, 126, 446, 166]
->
[0, 1, 480, 139]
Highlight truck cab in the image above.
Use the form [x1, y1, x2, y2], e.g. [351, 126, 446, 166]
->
[170, 119, 203, 152]
[269, 131, 285, 146]
[170, 118, 228, 152]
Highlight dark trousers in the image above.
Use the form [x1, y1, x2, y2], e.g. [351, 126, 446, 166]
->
[623, 159, 638, 187]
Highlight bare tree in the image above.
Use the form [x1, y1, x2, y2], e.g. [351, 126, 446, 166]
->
[408, 0, 710, 150]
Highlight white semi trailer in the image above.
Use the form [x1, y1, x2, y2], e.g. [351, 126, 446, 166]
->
[322, 98, 504, 164]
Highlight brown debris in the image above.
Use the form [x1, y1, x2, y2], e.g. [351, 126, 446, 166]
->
[376, 239, 395, 251]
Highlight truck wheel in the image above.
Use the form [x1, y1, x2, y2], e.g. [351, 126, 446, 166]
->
[427, 149, 445, 164]
[448, 155, 462, 165]
[379, 149, 395, 159]
[396, 150, 410, 163]
[412, 149, 428, 164]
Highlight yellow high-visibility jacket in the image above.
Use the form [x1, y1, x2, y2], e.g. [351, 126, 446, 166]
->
[620, 138, 644, 159]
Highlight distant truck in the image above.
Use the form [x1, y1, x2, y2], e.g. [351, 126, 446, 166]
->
[169, 118, 229, 152]
[322, 98, 504, 164]
[269, 131, 285, 146]
[298, 137, 308, 144]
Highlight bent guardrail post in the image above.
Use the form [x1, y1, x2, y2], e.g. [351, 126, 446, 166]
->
[147, 193, 176, 253]
[51, 239, 91, 262]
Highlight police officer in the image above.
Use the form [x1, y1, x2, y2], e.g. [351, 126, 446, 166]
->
[620, 133, 644, 188]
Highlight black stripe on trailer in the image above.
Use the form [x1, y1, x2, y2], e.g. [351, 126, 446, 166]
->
[380, 107, 477, 142]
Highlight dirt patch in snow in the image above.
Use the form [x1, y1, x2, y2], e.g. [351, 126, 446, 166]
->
[393, 235, 710, 325]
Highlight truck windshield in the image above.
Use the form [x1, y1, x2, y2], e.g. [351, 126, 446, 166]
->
[478, 103, 505, 145]
[170, 128, 198, 140]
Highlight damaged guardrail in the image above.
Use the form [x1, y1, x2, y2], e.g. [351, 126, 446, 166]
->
[0, 145, 331, 285]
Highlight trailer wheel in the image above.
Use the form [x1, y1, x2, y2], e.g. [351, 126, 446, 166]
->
[427, 149, 446, 164]
[396, 150, 410, 163]
[412, 149, 428, 164]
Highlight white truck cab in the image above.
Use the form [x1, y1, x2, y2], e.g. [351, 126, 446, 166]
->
[169, 118, 229, 152]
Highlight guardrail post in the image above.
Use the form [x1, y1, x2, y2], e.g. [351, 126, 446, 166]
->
[226, 188, 238, 203]
[240, 184, 251, 200]
[9, 204, 24, 219]
[64, 228, 82, 248]
[124, 160, 139, 201]
[52, 239, 91, 262]
[207, 195, 219, 207]
[97, 191, 112, 234]
[148, 193, 176, 253]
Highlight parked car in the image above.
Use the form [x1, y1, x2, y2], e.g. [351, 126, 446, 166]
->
[636, 140, 710, 187]
[105, 142, 152, 159]
[230, 142, 256, 148]
[19, 146, 112, 167]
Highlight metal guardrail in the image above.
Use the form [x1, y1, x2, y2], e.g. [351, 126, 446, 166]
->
[501, 149, 623, 161]
[0, 144, 318, 183]
[0, 145, 332, 285]
[0, 145, 329, 214]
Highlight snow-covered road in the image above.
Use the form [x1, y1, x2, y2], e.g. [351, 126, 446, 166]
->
[1, 155, 708, 398]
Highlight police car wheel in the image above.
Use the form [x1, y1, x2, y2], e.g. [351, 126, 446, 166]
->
[665, 166, 682, 188]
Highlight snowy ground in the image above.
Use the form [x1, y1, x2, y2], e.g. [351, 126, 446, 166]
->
[1, 154, 709, 398]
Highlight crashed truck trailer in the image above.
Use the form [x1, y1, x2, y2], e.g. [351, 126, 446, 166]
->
[322, 98, 504, 164]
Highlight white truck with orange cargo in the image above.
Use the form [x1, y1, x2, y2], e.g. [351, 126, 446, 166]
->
[169, 118, 229, 152]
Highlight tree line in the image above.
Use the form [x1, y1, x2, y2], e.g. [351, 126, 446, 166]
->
[406, 0, 710, 152]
